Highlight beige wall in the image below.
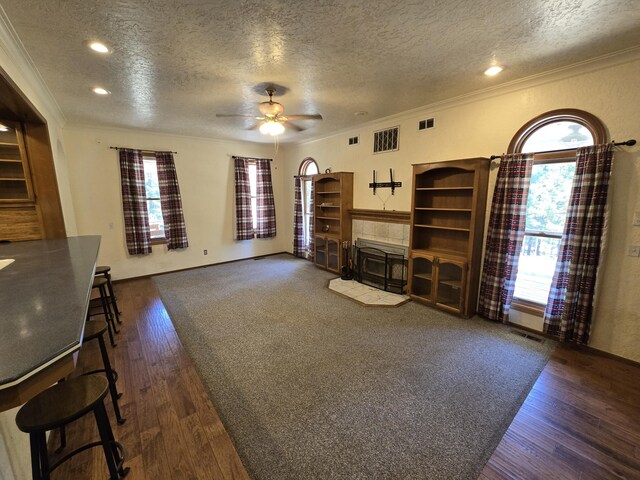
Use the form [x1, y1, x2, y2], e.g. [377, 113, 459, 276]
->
[64, 125, 288, 280]
[282, 54, 640, 362]
[0, 22, 77, 236]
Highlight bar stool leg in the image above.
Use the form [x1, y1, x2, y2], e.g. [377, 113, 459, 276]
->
[98, 334, 126, 424]
[29, 433, 42, 480]
[97, 284, 118, 348]
[105, 272, 123, 323]
[99, 284, 119, 335]
[98, 402, 129, 478]
[93, 402, 121, 480]
[37, 431, 50, 480]
[55, 424, 66, 454]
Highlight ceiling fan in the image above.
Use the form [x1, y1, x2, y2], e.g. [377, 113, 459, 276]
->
[216, 87, 323, 136]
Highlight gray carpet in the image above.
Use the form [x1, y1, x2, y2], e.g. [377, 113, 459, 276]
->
[153, 254, 555, 480]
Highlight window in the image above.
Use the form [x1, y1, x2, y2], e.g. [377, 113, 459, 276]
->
[143, 157, 165, 240]
[509, 109, 606, 314]
[233, 156, 276, 240]
[299, 158, 319, 254]
[248, 162, 257, 229]
[513, 161, 575, 304]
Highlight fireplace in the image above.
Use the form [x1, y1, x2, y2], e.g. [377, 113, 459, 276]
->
[353, 239, 408, 294]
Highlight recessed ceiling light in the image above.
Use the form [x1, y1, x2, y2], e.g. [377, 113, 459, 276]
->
[88, 41, 110, 53]
[92, 87, 110, 95]
[0, 124, 9, 132]
[484, 65, 503, 76]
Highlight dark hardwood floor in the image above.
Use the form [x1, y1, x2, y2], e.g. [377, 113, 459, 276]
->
[50, 277, 640, 479]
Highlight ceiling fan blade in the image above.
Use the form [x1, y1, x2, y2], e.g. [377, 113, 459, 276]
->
[216, 114, 265, 119]
[246, 121, 267, 131]
[283, 114, 323, 121]
[283, 121, 305, 132]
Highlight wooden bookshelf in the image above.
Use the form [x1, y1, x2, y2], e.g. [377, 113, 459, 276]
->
[408, 158, 490, 317]
[313, 172, 353, 274]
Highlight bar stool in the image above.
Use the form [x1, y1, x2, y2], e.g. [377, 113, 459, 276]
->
[15, 375, 130, 480]
[84, 320, 125, 424]
[95, 265, 122, 323]
[56, 320, 126, 454]
[90, 277, 119, 347]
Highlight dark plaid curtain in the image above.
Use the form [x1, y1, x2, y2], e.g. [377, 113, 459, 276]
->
[478, 153, 533, 322]
[293, 177, 305, 256]
[307, 179, 315, 259]
[543, 144, 614, 344]
[255, 158, 277, 238]
[234, 157, 254, 240]
[156, 151, 189, 250]
[119, 148, 152, 255]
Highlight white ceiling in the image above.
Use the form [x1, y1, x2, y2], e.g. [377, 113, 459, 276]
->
[2, 0, 640, 143]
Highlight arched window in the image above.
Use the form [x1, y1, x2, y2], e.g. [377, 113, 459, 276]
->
[509, 109, 607, 313]
[508, 108, 606, 157]
[297, 158, 319, 259]
[299, 157, 319, 176]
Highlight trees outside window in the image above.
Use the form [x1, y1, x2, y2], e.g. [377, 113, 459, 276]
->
[143, 157, 165, 240]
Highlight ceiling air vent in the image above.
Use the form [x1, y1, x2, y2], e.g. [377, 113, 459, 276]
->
[373, 126, 399, 153]
[348, 135, 359, 146]
[419, 118, 435, 131]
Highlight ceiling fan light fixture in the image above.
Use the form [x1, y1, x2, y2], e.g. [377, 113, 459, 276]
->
[258, 101, 284, 117]
[259, 121, 285, 136]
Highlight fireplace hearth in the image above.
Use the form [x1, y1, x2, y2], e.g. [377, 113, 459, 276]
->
[353, 239, 408, 294]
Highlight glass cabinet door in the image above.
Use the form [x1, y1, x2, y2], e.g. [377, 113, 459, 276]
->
[327, 237, 339, 272]
[315, 236, 326, 268]
[436, 259, 466, 312]
[410, 255, 434, 301]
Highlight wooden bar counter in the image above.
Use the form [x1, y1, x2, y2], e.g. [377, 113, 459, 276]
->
[0, 236, 100, 411]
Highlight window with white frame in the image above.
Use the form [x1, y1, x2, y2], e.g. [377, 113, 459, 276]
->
[509, 110, 604, 312]
[143, 157, 165, 240]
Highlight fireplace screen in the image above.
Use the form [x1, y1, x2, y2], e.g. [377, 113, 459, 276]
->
[353, 246, 407, 294]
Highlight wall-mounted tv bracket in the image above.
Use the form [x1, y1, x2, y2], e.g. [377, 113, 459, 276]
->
[369, 168, 402, 195]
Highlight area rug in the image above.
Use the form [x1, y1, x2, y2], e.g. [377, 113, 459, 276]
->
[153, 254, 555, 480]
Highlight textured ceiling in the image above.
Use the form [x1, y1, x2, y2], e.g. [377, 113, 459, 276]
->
[2, 0, 640, 143]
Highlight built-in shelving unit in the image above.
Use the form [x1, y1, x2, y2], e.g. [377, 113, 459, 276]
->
[408, 158, 490, 317]
[313, 172, 353, 274]
[0, 133, 32, 202]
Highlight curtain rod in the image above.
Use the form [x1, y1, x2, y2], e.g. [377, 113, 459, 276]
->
[489, 139, 636, 160]
[232, 155, 272, 162]
[109, 146, 178, 154]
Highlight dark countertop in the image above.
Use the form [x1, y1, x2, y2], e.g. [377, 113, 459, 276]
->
[0, 236, 100, 388]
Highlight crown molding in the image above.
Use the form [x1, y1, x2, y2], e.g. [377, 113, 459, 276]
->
[296, 46, 640, 147]
[0, 6, 66, 127]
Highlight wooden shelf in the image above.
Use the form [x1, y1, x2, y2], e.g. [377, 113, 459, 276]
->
[409, 158, 490, 317]
[0, 142, 19, 146]
[439, 279, 462, 289]
[313, 172, 353, 273]
[0, 158, 22, 163]
[0, 178, 26, 181]
[414, 224, 470, 232]
[415, 187, 474, 191]
[414, 208, 472, 212]
[413, 273, 433, 281]
[412, 248, 467, 262]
